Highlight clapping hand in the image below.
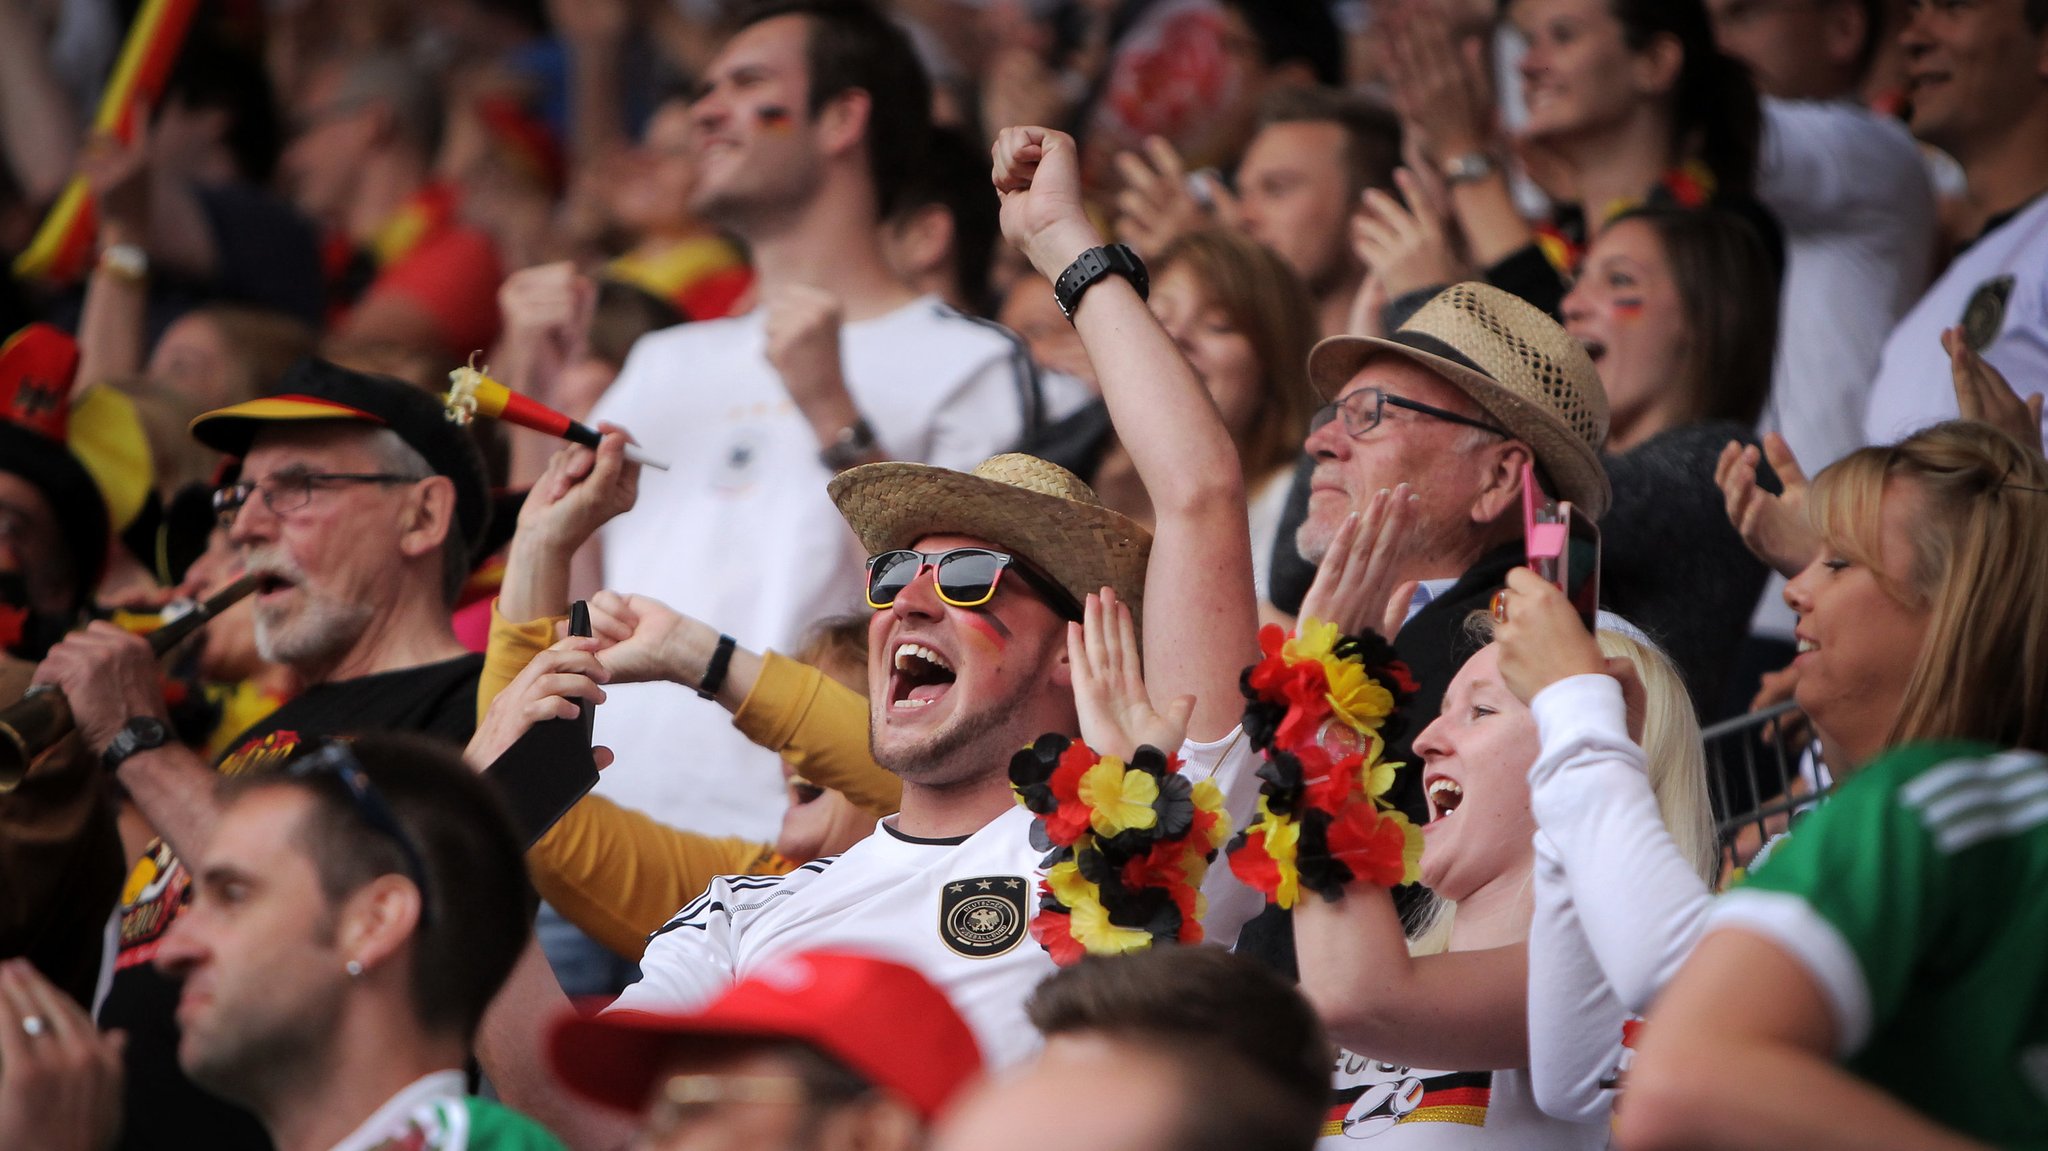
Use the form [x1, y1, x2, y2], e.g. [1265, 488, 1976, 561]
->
[1069, 588, 1191, 762]
[0, 959, 125, 1151]
[1714, 433, 1817, 578]
[1352, 169, 1470, 300]
[1297, 484, 1421, 639]
[1945, 325, 2045, 455]
[1112, 136, 1234, 258]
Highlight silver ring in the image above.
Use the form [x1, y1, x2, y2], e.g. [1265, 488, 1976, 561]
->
[21, 1015, 46, 1037]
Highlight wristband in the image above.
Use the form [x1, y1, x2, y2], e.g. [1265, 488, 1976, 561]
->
[1052, 243, 1149, 322]
[696, 634, 737, 700]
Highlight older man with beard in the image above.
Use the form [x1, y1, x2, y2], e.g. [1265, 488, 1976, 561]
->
[33, 358, 491, 1150]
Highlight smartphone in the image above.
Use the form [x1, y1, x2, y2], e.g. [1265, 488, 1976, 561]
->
[482, 600, 602, 848]
[1522, 463, 1601, 633]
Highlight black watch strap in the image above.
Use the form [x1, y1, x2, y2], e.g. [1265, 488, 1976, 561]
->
[1053, 243, 1149, 322]
[102, 715, 171, 772]
[697, 634, 738, 700]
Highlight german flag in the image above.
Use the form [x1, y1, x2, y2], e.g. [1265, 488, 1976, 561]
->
[13, 0, 202, 283]
[1393, 1070, 1492, 1129]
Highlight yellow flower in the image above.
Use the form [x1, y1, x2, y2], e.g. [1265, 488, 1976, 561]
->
[1361, 757, 1403, 803]
[1046, 860, 1096, 908]
[1193, 779, 1232, 851]
[1291, 618, 1395, 736]
[1396, 816, 1425, 886]
[1080, 757, 1160, 836]
[1068, 899, 1156, 956]
[1254, 800, 1303, 909]
[1285, 618, 1341, 663]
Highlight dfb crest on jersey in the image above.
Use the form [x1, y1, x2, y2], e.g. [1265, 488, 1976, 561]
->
[938, 875, 1028, 958]
[1962, 274, 2015, 352]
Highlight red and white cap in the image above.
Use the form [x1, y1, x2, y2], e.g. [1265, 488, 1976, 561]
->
[548, 950, 984, 1122]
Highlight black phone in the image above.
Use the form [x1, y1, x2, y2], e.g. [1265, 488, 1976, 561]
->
[482, 600, 602, 848]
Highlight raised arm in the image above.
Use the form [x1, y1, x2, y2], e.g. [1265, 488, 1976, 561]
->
[1294, 883, 1530, 1070]
[993, 125, 1256, 741]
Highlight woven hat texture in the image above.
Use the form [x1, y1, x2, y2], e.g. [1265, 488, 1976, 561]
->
[1308, 282, 1612, 518]
[829, 453, 1151, 622]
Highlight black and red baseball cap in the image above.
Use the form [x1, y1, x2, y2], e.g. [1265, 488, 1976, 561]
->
[549, 951, 984, 1123]
[189, 358, 491, 558]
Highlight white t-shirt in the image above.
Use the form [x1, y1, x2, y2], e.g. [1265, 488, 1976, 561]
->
[1756, 98, 1935, 476]
[1318, 1052, 1605, 1149]
[588, 297, 1067, 837]
[614, 730, 1264, 1068]
[1863, 190, 2048, 447]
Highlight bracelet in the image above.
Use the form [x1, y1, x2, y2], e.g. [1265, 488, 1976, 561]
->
[1010, 735, 1230, 964]
[1225, 620, 1423, 906]
[696, 634, 737, 700]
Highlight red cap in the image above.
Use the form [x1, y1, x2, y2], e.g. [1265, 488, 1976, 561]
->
[0, 323, 79, 441]
[548, 950, 983, 1122]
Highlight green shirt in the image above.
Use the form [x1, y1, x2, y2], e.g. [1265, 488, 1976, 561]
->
[1713, 741, 2048, 1146]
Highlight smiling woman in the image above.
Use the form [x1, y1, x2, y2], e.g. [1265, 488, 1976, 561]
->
[1565, 205, 1781, 709]
[1292, 625, 1708, 1149]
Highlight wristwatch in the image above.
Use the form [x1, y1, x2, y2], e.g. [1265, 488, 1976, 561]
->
[102, 715, 170, 772]
[1441, 151, 1498, 187]
[1053, 244, 1149, 322]
[819, 416, 878, 472]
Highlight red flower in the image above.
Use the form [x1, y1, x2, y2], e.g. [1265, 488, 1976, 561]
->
[1325, 802, 1413, 888]
[1228, 830, 1282, 897]
[1052, 742, 1094, 802]
[1298, 745, 1362, 815]
[1029, 908, 1085, 967]
[1042, 798, 1093, 847]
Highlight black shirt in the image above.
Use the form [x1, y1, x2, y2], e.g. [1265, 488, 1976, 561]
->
[103, 654, 482, 1151]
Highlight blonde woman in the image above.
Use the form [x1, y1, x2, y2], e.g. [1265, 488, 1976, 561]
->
[1291, 545, 1711, 1145]
[1499, 421, 2048, 1145]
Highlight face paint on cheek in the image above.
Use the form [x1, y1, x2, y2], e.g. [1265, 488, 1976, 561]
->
[756, 106, 794, 132]
[955, 609, 1011, 653]
[1612, 298, 1645, 322]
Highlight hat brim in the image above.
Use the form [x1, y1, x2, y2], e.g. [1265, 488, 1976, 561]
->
[1307, 334, 1612, 519]
[828, 461, 1150, 623]
[189, 395, 388, 457]
[550, 1007, 823, 1116]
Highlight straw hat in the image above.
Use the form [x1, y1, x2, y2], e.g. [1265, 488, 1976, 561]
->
[1307, 282, 1612, 519]
[829, 453, 1151, 622]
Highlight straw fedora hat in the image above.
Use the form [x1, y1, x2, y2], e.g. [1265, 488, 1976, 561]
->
[1307, 282, 1612, 519]
[829, 453, 1152, 622]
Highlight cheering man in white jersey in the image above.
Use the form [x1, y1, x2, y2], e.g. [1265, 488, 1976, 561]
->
[474, 123, 1266, 1148]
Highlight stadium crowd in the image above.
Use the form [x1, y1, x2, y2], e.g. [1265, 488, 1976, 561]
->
[0, 0, 2045, 1147]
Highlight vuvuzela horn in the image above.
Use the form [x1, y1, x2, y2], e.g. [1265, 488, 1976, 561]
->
[0, 572, 260, 791]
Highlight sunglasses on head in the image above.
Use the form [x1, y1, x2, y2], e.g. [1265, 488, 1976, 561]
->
[864, 547, 1083, 620]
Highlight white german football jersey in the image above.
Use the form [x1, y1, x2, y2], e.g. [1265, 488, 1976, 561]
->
[613, 729, 1263, 1068]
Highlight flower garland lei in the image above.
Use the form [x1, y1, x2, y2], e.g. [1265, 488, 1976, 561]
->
[1010, 735, 1232, 965]
[1225, 620, 1423, 907]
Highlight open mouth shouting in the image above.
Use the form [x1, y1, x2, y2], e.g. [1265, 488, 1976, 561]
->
[1424, 773, 1465, 828]
[889, 642, 957, 712]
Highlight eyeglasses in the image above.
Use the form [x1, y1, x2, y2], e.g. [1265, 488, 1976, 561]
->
[1309, 388, 1510, 441]
[286, 743, 435, 926]
[213, 470, 423, 527]
[642, 1074, 823, 1141]
[865, 547, 1083, 620]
